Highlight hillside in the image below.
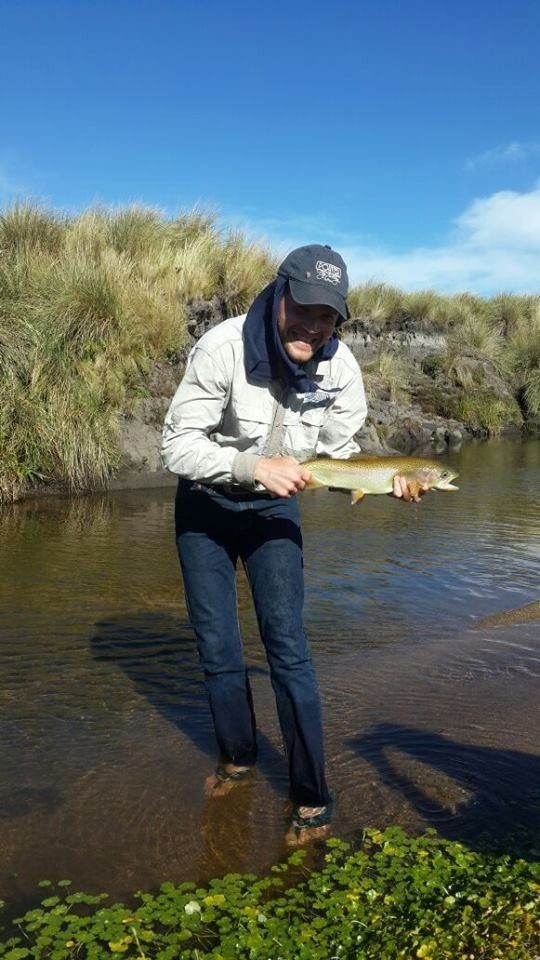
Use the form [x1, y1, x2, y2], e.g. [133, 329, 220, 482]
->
[1, 204, 539, 502]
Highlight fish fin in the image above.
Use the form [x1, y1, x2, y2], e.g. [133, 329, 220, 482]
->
[305, 477, 327, 490]
[351, 489, 365, 505]
[406, 479, 422, 499]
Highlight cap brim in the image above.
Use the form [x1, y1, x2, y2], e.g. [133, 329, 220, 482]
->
[288, 277, 349, 321]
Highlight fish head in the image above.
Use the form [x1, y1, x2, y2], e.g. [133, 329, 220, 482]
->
[415, 464, 459, 491]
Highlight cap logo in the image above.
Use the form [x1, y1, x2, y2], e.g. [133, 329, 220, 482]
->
[315, 260, 341, 285]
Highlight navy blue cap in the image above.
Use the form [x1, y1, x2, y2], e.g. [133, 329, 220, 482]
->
[277, 244, 349, 320]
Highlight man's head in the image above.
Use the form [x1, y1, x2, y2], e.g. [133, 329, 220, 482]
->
[275, 244, 349, 363]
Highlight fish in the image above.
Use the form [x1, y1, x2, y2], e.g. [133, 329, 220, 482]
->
[301, 455, 459, 504]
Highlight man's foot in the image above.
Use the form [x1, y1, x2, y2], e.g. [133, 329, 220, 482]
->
[295, 805, 327, 823]
[285, 797, 334, 844]
[285, 822, 331, 846]
[291, 794, 334, 829]
[204, 764, 252, 798]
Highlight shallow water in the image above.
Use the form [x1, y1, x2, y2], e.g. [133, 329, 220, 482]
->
[0, 439, 539, 903]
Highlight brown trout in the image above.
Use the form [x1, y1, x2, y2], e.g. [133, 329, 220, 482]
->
[302, 455, 459, 504]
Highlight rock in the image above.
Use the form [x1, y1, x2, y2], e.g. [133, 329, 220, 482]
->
[355, 421, 394, 454]
[342, 320, 447, 364]
[186, 297, 228, 341]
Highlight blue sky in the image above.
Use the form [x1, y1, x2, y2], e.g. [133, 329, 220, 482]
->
[2, 0, 540, 293]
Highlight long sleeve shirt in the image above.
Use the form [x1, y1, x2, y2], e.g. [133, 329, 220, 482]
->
[161, 314, 367, 486]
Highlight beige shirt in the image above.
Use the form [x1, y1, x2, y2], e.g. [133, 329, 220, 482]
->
[161, 314, 367, 486]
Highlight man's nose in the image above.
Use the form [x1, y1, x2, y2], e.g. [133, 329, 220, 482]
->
[301, 319, 323, 334]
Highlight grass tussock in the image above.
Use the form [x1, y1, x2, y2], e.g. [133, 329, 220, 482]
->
[363, 350, 411, 404]
[0, 203, 276, 502]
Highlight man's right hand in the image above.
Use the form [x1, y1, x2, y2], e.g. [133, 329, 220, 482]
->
[253, 456, 312, 497]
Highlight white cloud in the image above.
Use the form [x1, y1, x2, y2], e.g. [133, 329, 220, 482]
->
[227, 185, 540, 295]
[466, 141, 540, 170]
[341, 185, 540, 294]
[456, 187, 540, 249]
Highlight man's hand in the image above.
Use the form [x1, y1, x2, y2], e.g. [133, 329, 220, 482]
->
[253, 456, 311, 497]
[391, 475, 429, 503]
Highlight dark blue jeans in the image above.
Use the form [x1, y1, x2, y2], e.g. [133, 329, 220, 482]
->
[175, 479, 331, 807]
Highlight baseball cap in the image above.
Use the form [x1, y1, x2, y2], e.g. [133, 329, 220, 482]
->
[277, 244, 349, 321]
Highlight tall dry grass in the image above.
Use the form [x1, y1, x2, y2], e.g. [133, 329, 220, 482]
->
[0, 203, 276, 501]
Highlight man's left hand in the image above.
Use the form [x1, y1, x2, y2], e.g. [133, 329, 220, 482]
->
[391, 475, 429, 503]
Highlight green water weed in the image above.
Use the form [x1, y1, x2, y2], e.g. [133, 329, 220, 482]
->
[1, 827, 538, 959]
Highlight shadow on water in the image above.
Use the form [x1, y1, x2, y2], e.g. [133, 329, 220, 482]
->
[0, 787, 61, 819]
[349, 723, 540, 860]
[90, 612, 289, 797]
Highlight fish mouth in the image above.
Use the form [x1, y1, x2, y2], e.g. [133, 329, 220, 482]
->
[437, 474, 459, 490]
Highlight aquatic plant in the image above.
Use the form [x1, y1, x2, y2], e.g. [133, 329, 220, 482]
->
[1, 826, 538, 959]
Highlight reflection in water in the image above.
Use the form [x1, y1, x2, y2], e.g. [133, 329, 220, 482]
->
[90, 614, 287, 795]
[0, 439, 538, 901]
[0, 787, 61, 819]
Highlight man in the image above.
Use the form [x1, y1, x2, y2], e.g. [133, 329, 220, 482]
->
[162, 244, 422, 832]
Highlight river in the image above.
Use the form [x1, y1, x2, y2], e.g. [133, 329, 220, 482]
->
[0, 439, 538, 903]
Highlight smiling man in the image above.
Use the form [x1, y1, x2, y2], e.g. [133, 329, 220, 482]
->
[162, 244, 416, 836]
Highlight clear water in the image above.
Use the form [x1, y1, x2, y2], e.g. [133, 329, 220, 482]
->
[0, 439, 538, 902]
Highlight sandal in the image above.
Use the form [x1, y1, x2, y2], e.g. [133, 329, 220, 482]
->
[291, 794, 334, 829]
[215, 764, 252, 783]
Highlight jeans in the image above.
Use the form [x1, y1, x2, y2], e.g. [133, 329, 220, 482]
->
[175, 479, 331, 807]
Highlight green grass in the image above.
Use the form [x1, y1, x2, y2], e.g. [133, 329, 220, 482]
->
[1, 827, 538, 959]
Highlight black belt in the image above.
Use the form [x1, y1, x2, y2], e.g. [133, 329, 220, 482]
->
[191, 481, 274, 501]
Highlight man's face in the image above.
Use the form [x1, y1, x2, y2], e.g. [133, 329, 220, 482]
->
[277, 290, 339, 364]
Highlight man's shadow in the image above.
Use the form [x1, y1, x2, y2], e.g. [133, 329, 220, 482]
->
[90, 611, 289, 797]
[349, 723, 540, 859]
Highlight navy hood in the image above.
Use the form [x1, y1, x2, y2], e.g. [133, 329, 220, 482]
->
[242, 276, 340, 394]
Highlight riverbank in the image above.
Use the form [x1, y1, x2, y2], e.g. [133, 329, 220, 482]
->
[1, 204, 539, 503]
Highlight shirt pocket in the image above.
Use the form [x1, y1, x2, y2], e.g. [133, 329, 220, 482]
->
[285, 404, 327, 460]
[225, 400, 272, 451]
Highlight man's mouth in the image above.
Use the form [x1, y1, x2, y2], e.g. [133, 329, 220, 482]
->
[289, 329, 319, 347]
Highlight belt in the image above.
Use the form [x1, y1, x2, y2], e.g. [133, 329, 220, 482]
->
[191, 481, 274, 501]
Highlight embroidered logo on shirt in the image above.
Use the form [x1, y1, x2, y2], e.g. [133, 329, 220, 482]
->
[300, 387, 340, 405]
[316, 260, 342, 285]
